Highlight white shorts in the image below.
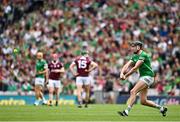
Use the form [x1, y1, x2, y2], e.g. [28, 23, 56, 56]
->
[35, 77, 45, 86]
[139, 76, 154, 86]
[48, 79, 61, 88]
[76, 76, 90, 85]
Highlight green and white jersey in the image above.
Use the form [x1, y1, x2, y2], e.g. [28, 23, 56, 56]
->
[35, 59, 48, 78]
[130, 51, 154, 77]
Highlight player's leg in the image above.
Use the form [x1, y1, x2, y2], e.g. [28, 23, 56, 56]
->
[84, 84, 90, 108]
[48, 79, 54, 106]
[76, 84, 83, 107]
[48, 87, 54, 106]
[34, 85, 41, 106]
[140, 87, 161, 107]
[83, 77, 91, 108]
[34, 78, 42, 106]
[54, 80, 61, 106]
[76, 77, 83, 107]
[55, 87, 60, 106]
[35, 86, 39, 99]
[39, 85, 47, 105]
[140, 85, 167, 116]
[37, 78, 47, 104]
[118, 81, 147, 116]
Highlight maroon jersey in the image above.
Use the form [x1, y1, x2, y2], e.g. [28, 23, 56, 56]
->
[74, 56, 91, 77]
[48, 61, 63, 80]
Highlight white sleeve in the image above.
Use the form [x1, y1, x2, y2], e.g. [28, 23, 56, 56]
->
[44, 63, 48, 69]
[72, 61, 76, 65]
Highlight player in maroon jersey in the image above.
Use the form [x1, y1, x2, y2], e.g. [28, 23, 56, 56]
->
[70, 51, 98, 108]
[48, 53, 65, 106]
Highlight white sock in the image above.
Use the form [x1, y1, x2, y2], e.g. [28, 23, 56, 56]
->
[79, 100, 82, 105]
[42, 97, 46, 102]
[35, 99, 40, 102]
[124, 105, 131, 115]
[155, 104, 162, 110]
[160, 106, 164, 111]
[125, 109, 129, 115]
[127, 105, 132, 112]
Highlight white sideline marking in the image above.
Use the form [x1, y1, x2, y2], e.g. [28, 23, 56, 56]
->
[0, 120, 180, 122]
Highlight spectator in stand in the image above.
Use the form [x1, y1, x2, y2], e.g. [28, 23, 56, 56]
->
[0, 0, 179, 97]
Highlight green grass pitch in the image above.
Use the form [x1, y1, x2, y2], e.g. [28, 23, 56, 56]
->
[0, 104, 179, 121]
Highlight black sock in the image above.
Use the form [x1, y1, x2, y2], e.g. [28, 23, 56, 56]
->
[56, 101, 58, 105]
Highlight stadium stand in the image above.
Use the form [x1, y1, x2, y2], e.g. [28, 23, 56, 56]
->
[0, 0, 179, 99]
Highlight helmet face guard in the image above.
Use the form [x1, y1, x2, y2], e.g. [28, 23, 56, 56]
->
[130, 41, 143, 48]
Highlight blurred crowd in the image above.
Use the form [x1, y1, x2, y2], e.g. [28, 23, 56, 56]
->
[0, 0, 180, 97]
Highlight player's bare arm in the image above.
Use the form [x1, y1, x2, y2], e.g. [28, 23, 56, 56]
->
[124, 60, 144, 78]
[70, 63, 78, 76]
[120, 60, 133, 79]
[36, 70, 47, 75]
[51, 67, 65, 73]
[45, 68, 49, 84]
[59, 67, 65, 73]
[86, 61, 98, 72]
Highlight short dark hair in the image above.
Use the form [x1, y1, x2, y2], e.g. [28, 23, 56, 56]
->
[81, 50, 89, 55]
[129, 41, 143, 48]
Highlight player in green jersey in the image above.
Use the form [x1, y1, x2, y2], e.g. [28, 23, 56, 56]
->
[34, 52, 48, 106]
[118, 41, 167, 117]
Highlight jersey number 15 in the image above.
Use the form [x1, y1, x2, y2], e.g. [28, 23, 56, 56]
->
[78, 60, 87, 69]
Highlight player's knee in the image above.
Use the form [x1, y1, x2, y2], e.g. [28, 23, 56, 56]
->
[55, 91, 59, 95]
[49, 88, 54, 94]
[130, 89, 136, 96]
[36, 91, 40, 96]
[36, 88, 40, 93]
[85, 88, 89, 93]
[140, 99, 147, 105]
[49, 91, 53, 94]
